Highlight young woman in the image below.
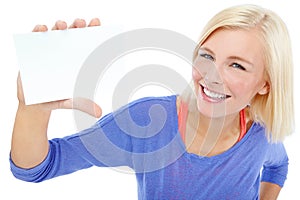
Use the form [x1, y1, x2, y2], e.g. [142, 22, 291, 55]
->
[10, 4, 294, 200]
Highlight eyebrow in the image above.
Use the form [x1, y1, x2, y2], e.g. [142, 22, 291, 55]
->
[198, 47, 254, 66]
[198, 47, 215, 56]
[228, 56, 254, 66]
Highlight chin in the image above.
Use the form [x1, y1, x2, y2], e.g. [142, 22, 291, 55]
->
[196, 98, 228, 119]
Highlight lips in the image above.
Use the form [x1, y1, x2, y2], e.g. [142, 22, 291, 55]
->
[199, 83, 231, 103]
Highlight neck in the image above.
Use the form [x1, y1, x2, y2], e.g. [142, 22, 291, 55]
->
[197, 112, 240, 139]
[185, 111, 241, 156]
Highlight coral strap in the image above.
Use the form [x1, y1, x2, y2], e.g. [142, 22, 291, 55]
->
[178, 101, 188, 143]
[237, 108, 247, 142]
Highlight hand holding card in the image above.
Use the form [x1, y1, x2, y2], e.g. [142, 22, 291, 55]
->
[14, 18, 122, 118]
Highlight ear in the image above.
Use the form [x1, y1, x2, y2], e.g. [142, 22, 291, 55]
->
[258, 82, 269, 95]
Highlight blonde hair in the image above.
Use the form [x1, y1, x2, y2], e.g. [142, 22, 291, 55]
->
[181, 4, 294, 142]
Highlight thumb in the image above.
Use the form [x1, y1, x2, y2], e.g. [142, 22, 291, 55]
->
[58, 98, 102, 118]
[17, 72, 25, 104]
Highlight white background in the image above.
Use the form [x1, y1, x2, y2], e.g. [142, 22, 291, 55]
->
[0, 0, 299, 199]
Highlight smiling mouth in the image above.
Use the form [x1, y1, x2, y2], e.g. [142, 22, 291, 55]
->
[200, 84, 231, 101]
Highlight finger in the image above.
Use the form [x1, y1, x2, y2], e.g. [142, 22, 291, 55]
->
[52, 20, 67, 30]
[88, 18, 101, 27]
[69, 18, 87, 29]
[32, 25, 48, 32]
[71, 98, 102, 118]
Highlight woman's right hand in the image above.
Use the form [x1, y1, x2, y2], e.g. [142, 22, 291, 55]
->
[18, 18, 102, 118]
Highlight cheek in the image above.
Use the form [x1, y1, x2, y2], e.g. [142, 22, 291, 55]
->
[192, 68, 202, 93]
[226, 76, 261, 100]
[192, 67, 203, 82]
[232, 83, 248, 96]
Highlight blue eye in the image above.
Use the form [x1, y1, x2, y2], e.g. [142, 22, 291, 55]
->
[200, 53, 214, 61]
[231, 63, 246, 70]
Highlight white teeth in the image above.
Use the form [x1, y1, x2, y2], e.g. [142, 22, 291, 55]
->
[203, 87, 226, 99]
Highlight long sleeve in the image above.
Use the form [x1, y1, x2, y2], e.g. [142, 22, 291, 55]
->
[261, 142, 289, 187]
[10, 105, 135, 182]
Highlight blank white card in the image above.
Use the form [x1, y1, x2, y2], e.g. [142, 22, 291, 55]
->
[13, 25, 123, 105]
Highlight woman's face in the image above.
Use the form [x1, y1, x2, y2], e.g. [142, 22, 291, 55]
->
[192, 28, 269, 118]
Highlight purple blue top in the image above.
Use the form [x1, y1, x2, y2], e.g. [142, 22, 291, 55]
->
[10, 95, 288, 199]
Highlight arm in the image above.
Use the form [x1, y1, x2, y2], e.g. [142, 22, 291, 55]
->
[11, 91, 51, 168]
[10, 19, 102, 169]
[260, 182, 281, 200]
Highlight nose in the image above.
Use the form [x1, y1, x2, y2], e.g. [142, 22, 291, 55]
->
[204, 62, 223, 85]
[194, 58, 223, 85]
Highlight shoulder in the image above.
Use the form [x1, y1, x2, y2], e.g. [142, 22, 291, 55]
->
[117, 95, 178, 113]
[97, 95, 178, 125]
[245, 122, 287, 155]
[241, 122, 269, 149]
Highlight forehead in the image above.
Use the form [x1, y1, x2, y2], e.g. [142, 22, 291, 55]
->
[201, 28, 264, 65]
